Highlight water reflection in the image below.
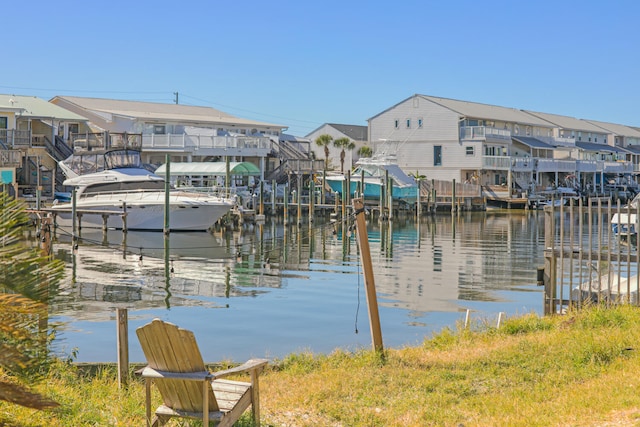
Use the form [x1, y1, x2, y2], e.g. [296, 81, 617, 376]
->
[50, 210, 547, 362]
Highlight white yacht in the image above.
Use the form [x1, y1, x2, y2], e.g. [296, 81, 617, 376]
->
[49, 149, 235, 231]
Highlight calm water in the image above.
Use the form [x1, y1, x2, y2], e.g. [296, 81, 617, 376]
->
[49, 210, 547, 363]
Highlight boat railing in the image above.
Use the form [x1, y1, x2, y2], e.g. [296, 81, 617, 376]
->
[78, 187, 234, 202]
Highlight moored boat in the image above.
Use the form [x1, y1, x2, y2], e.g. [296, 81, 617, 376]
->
[325, 153, 417, 203]
[48, 149, 235, 231]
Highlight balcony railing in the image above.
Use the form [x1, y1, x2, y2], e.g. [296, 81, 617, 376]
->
[141, 134, 271, 153]
[481, 156, 636, 175]
[0, 129, 33, 147]
[461, 126, 511, 141]
[482, 155, 511, 170]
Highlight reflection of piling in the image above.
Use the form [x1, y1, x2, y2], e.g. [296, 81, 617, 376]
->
[297, 175, 302, 227]
[284, 183, 289, 224]
[309, 180, 315, 223]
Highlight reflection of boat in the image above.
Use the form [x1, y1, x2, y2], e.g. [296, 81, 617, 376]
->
[48, 149, 235, 231]
[325, 153, 417, 202]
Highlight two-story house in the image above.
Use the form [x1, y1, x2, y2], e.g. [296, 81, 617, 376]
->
[369, 94, 639, 197]
[0, 94, 88, 197]
[305, 123, 369, 172]
[49, 96, 289, 181]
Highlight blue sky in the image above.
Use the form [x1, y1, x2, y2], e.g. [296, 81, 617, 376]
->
[3, 0, 639, 136]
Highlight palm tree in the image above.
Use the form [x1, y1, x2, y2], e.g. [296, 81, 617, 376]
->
[0, 192, 63, 413]
[315, 134, 333, 170]
[357, 145, 373, 159]
[408, 170, 426, 180]
[333, 137, 356, 173]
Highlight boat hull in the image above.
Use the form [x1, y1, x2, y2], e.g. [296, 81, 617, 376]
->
[49, 192, 234, 231]
[325, 178, 417, 202]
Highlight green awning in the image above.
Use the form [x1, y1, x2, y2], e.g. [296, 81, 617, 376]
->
[155, 162, 261, 176]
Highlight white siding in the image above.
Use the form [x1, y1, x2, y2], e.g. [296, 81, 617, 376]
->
[370, 96, 460, 143]
[370, 95, 477, 181]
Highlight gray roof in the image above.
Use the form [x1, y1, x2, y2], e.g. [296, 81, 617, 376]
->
[327, 123, 368, 141]
[523, 111, 606, 133]
[512, 136, 555, 149]
[575, 141, 629, 154]
[0, 94, 86, 121]
[51, 96, 286, 129]
[419, 95, 554, 127]
[583, 119, 640, 138]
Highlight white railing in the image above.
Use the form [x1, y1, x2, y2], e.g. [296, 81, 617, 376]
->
[482, 155, 511, 169]
[460, 126, 511, 141]
[141, 134, 271, 151]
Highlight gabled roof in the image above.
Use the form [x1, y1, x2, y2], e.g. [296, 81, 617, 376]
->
[419, 95, 554, 127]
[582, 119, 640, 138]
[50, 96, 286, 129]
[327, 123, 368, 141]
[523, 111, 606, 133]
[512, 136, 555, 149]
[0, 94, 86, 121]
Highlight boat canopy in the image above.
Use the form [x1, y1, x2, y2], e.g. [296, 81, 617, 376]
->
[155, 162, 261, 177]
[354, 162, 416, 188]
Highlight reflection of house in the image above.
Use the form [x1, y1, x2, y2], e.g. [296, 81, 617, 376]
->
[0, 94, 88, 197]
[368, 94, 640, 196]
[305, 123, 368, 171]
[49, 96, 289, 181]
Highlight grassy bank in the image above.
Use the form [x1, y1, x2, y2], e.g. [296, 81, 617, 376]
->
[3, 305, 640, 426]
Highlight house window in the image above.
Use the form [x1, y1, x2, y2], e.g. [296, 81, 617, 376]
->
[68, 123, 79, 134]
[418, 118, 423, 128]
[154, 124, 166, 134]
[406, 119, 411, 129]
[434, 145, 442, 166]
[465, 146, 475, 156]
[394, 119, 399, 129]
[0, 117, 7, 129]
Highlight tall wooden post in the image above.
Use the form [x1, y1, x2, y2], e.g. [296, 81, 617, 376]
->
[116, 308, 129, 388]
[352, 197, 384, 353]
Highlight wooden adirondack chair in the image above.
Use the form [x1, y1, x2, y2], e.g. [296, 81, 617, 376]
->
[136, 318, 268, 427]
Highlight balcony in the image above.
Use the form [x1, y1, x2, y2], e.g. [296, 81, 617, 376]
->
[460, 126, 511, 141]
[141, 133, 271, 157]
[482, 155, 511, 170]
[0, 129, 36, 147]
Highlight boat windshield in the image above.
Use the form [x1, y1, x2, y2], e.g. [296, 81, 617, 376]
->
[83, 180, 165, 195]
[104, 149, 142, 169]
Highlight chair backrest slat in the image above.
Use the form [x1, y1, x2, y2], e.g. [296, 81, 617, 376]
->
[137, 319, 218, 412]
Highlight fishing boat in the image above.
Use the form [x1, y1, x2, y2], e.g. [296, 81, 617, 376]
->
[528, 187, 581, 209]
[48, 149, 235, 231]
[325, 152, 417, 203]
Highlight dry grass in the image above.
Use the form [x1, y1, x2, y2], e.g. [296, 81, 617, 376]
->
[4, 305, 640, 426]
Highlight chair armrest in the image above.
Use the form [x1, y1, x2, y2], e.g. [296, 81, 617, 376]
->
[139, 366, 213, 381]
[210, 358, 269, 379]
